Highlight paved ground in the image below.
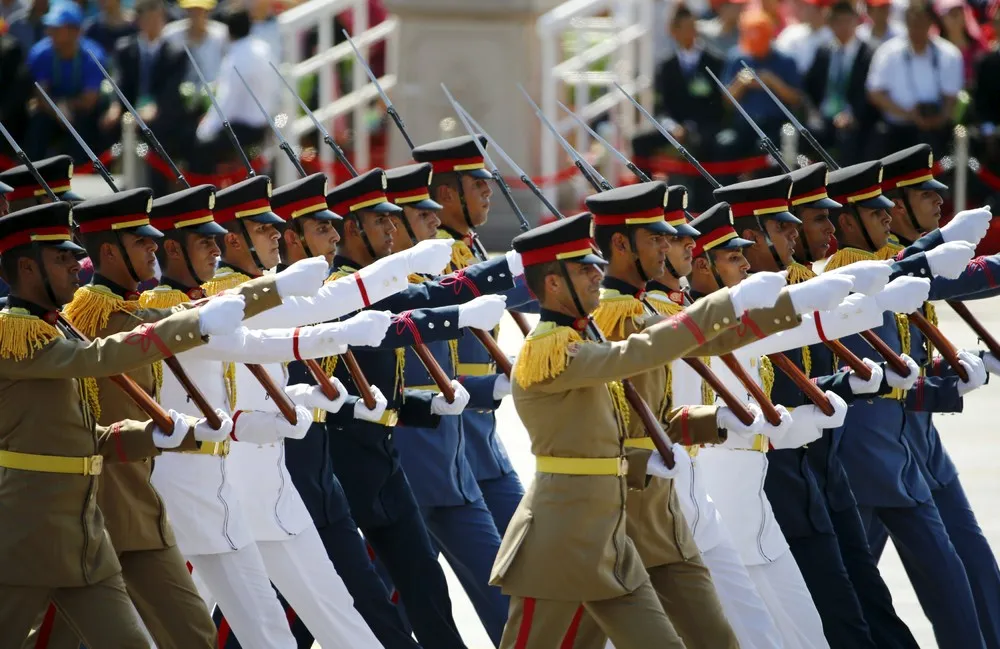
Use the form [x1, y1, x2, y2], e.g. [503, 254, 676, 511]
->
[74, 175, 998, 648]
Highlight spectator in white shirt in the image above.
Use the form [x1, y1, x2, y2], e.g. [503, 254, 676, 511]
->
[247, 0, 280, 62]
[775, 0, 834, 74]
[192, 6, 276, 171]
[161, 0, 227, 83]
[866, 0, 963, 153]
[856, 0, 903, 47]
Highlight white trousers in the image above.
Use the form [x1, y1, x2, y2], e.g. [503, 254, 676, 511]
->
[191, 527, 382, 649]
[745, 552, 830, 649]
[188, 543, 299, 649]
[702, 533, 785, 649]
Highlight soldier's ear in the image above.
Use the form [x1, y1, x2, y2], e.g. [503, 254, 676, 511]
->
[834, 210, 853, 235]
[543, 271, 562, 298]
[223, 231, 242, 251]
[281, 228, 299, 251]
[741, 228, 760, 246]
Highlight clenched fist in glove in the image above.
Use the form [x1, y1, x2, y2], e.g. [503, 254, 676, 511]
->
[982, 352, 1000, 375]
[354, 386, 389, 423]
[825, 260, 892, 295]
[431, 380, 472, 416]
[404, 239, 454, 276]
[231, 407, 313, 444]
[152, 410, 194, 449]
[286, 376, 349, 414]
[885, 353, 920, 391]
[328, 311, 393, 348]
[759, 404, 794, 444]
[941, 206, 992, 246]
[274, 257, 330, 299]
[729, 271, 786, 316]
[874, 277, 931, 314]
[787, 275, 854, 314]
[926, 242, 975, 279]
[646, 446, 692, 479]
[198, 294, 246, 337]
[848, 359, 885, 395]
[493, 373, 512, 400]
[956, 350, 988, 396]
[772, 392, 848, 449]
[717, 402, 765, 438]
[458, 295, 507, 330]
[192, 408, 235, 443]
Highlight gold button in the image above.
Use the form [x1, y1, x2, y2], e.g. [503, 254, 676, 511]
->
[262, 287, 270, 293]
[774, 319, 781, 324]
[175, 335, 182, 341]
[722, 317, 731, 324]
[785, 315, 792, 321]
[253, 294, 259, 301]
[713, 323, 721, 331]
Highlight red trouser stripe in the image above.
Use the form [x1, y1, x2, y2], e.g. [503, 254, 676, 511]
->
[34, 604, 57, 649]
[560, 605, 586, 648]
[515, 597, 537, 649]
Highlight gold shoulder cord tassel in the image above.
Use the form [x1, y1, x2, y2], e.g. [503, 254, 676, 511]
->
[606, 380, 630, 438]
[647, 297, 684, 317]
[0, 309, 61, 361]
[202, 269, 252, 296]
[63, 285, 141, 339]
[824, 247, 877, 272]
[875, 242, 905, 261]
[435, 231, 476, 271]
[139, 287, 190, 310]
[784, 263, 814, 377]
[701, 357, 715, 406]
[513, 322, 585, 389]
[760, 356, 775, 399]
[592, 290, 645, 339]
[324, 268, 353, 285]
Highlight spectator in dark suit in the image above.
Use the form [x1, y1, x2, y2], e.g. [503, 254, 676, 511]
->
[82, 0, 136, 55]
[0, 22, 31, 152]
[804, 0, 878, 164]
[101, 0, 187, 193]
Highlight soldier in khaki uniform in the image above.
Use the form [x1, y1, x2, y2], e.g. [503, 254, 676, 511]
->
[0, 201, 247, 648]
[493, 212, 792, 648]
[32, 186, 314, 649]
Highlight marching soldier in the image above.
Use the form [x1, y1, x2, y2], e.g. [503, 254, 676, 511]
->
[0, 201, 243, 647]
[412, 135, 536, 538]
[494, 211, 789, 648]
[0, 154, 83, 211]
[821, 160, 989, 649]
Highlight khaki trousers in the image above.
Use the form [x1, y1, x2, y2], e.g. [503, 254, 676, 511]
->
[0, 574, 148, 649]
[500, 578, 684, 649]
[568, 556, 740, 649]
[26, 545, 216, 649]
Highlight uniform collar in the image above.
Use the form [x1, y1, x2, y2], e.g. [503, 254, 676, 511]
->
[160, 274, 206, 300]
[218, 261, 260, 278]
[539, 307, 591, 334]
[601, 274, 645, 300]
[92, 273, 141, 301]
[5, 295, 60, 324]
[332, 253, 363, 273]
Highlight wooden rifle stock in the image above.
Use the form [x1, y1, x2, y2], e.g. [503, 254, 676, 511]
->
[342, 351, 378, 410]
[162, 357, 223, 429]
[768, 353, 836, 416]
[471, 328, 513, 378]
[823, 340, 873, 380]
[304, 358, 340, 401]
[908, 311, 969, 382]
[57, 315, 175, 432]
[860, 330, 912, 376]
[683, 358, 756, 426]
[510, 311, 531, 336]
[303, 354, 379, 412]
[413, 344, 457, 402]
[621, 378, 676, 469]
[948, 300, 1000, 358]
[245, 364, 299, 424]
[719, 354, 784, 426]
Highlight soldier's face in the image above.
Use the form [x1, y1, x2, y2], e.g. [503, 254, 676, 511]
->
[764, 218, 798, 266]
[902, 188, 943, 231]
[632, 228, 671, 279]
[359, 211, 396, 259]
[858, 206, 892, 249]
[183, 233, 221, 281]
[300, 217, 339, 262]
[390, 207, 440, 250]
[553, 261, 603, 314]
[247, 221, 281, 269]
[796, 207, 834, 261]
[40, 247, 82, 306]
[713, 249, 751, 287]
[121, 232, 158, 281]
[664, 235, 695, 278]
[460, 174, 492, 228]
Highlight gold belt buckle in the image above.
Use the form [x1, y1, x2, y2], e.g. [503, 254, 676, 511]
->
[85, 455, 103, 476]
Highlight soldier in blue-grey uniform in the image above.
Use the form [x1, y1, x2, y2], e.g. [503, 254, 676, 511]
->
[411, 136, 537, 538]
[820, 160, 989, 649]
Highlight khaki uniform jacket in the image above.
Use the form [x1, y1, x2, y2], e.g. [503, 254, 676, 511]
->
[605, 290, 802, 569]
[0, 307, 208, 587]
[491, 288, 742, 602]
[63, 275, 284, 553]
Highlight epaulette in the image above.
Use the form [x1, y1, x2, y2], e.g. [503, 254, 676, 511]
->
[63, 284, 142, 339]
[760, 355, 775, 400]
[592, 288, 645, 339]
[436, 230, 476, 272]
[139, 286, 190, 310]
[202, 268, 252, 296]
[645, 292, 684, 317]
[823, 247, 877, 272]
[875, 240, 905, 261]
[513, 321, 586, 389]
[0, 308, 61, 361]
[408, 273, 428, 284]
[323, 267, 354, 285]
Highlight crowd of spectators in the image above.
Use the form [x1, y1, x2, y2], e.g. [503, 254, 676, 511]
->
[646, 0, 1000, 206]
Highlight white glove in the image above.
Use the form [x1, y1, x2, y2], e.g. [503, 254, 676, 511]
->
[505, 249, 524, 276]
[941, 206, 992, 245]
[716, 402, 765, 438]
[814, 391, 849, 429]
[728, 271, 786, 316]
[152, 409, 192, 449]
[885, 353, 920, 390]
[458, 295, 507, 330]
[760, 404, 794, 444]
[191, 408, 234, 443]
[772, 393, 846, 449]
[787, 275, 854, 314]
[286, 376, 349, 413]
[430, 380, 472, 415]
[492, 373, 511, 400]
[825, 260, 892, 295]
[405, 239, 455, 275]
[874, 277, 931, 314]
[956, 350, 988, 396]
[848, 359, 885, 395]
[197, 294, 246, 337]
[330, 311, 393, 348]
[983, 352, 1000, 375]
[646, 445, 692, 479]
[274, 256, 330, 298]
[926, 241, 976, 279]
[353, 386, 388, 422]
[282, 406, 314, 439]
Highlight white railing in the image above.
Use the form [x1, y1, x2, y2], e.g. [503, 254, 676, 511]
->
[536, 0, 655, 203]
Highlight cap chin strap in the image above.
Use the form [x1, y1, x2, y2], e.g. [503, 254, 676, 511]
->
[455, 173, 476, 232]
[399, 211, 419, 248]
[755, 215, 786, 271]
[114, 231, 142, 285]
[848, 205, 879, 252]
[702, 251, 726, 290]
[352, 213, 379, 261]
[236, 219, 266, 271]
[179, 237, 207, 285]
[31, 243, 61, 309]
[897, 190, 922, 245]
[293, 219, 316, 259]
[663, 257, 681, 281]
[627, 228, 650, 283]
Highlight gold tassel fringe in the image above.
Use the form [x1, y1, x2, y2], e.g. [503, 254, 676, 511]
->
[436, 231, 476, 272]
[394, 348, 405, 394]
[81, 376, 101, 422]
[701, 357, 715, 406]
[0, 310, 60, 360]
[786, 262, 817, 285]
[448, 339, 460, 375]
[875, 242, 905, 261]
[593, 290, 645, 339]
[646, 294, 684, 317]
[203, 269, 252, 296]
[607, 380, 630, 438]
[324, 268, 352, 285]
[823, 247, 877, 272]
[63, 285, 141, 338]
[513, 322, 585, 389]
[408, 273, 428, 284]
[223, 362, 237, 411]
[760, 355, 775, 399]
[802, 344, 812, 379]
[139, 288, 190, 309]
